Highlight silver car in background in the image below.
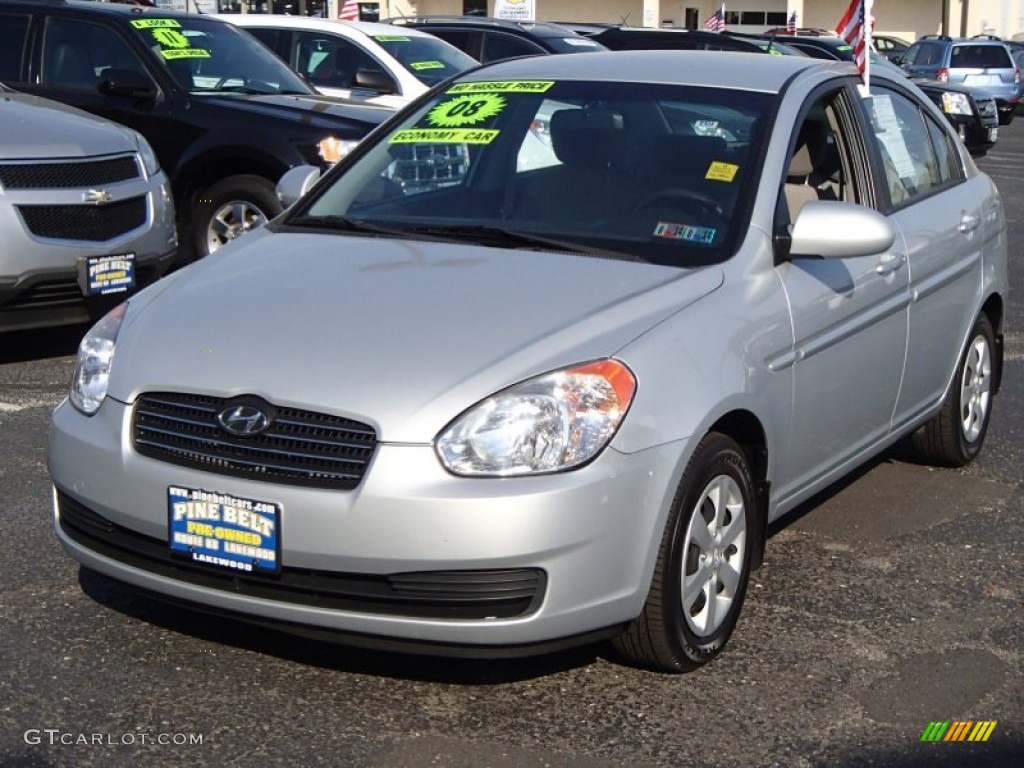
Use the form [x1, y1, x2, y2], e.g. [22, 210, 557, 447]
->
[48, 51, 1007, 672]
[1, 84, 176, 332]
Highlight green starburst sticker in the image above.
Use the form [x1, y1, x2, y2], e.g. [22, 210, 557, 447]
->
[427, 94, 506, 128]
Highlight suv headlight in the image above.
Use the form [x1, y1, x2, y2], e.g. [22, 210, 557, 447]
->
[135, 134, 161, 177]
[940, 91, 973, 116]
[70, 303, 127, 415]
[436, 360, 636, 477]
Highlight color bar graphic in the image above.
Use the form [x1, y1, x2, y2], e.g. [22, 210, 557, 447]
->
[921, 720, 997, 742]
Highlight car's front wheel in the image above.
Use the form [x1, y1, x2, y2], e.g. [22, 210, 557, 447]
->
[190, 175, 282, 258]
[613, 432, 757, 672]
[911, 312, 996, 466]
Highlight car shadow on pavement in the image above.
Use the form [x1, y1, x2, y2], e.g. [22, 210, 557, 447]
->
[0, 323, 89, 364]
[77, 566, 608, 684]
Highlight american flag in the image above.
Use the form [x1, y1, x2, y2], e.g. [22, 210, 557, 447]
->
[786, 10, 798, 33]
[835, 0, 873, 77]
[339, 0, 359, 21]
[704, 5, 725, 32]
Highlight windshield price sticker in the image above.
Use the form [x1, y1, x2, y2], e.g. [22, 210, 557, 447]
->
[80, 254, 136, 296]
[447, 80, 555, 94]
[427, 94, 506, 127]
[705, 161, 739, 182]
[374, 35, 411, 42]
[168, 487, 281, 574]
[411, 61, 446, 71]
[161, 48, 211, 60]
[390, 128, 500, 145]
[130, 18, 182, 29]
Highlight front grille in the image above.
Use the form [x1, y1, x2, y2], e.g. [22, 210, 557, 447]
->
[0, 155, 139, 190]
[18, 197, 147, 241]
[976, 98, 999, 127]
[388, 143, 469, 193]
[133, 392, 378, 490]
[57, 491, 545, 620]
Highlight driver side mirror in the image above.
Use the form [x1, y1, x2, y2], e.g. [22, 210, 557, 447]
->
[99, 68, 156, 101]
[352, 69, 397, 95]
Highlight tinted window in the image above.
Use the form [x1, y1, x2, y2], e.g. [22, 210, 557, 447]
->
[299, 33, 394, 91]
[42, 19, 142, 91]
[950, 44, 1013, 68]
[479, 33, 543, 62]
[0, 14, 28, 81]
[372, 33, 477, 86]
[904, 42, 945, 66]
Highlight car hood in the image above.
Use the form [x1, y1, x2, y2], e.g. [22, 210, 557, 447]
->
[0, 91, 138, 159]
[197, 93, 396, 134]
[111, 231, 723, 442]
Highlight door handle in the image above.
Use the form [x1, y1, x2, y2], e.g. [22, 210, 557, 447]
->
[876, 253, 905, 275]
[959, 212, 980, 233]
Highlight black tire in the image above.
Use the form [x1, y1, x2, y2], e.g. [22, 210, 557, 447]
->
[613, 432, 757, 672]
[189, 175, 282, 259]
[911, 313, 996, 467]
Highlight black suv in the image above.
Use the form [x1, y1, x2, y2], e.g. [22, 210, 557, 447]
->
[384, 15, 606, 63]
[0, 0, 395, 261]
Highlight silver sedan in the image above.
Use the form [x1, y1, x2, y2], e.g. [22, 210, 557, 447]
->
[48, 51, 1008, 672]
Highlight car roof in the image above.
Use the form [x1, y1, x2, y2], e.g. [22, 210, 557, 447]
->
[386, 15, 586, 40]
[16, 0, 197, 21]
[457, 49, 852, 92]
[591, 27, 765, 52]
[212, 14, 437, 40]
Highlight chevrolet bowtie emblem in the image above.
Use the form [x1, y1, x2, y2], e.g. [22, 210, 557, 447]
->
[83, 189, 113, 204]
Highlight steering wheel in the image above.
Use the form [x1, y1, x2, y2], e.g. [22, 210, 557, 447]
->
[634, 189, 727, 222]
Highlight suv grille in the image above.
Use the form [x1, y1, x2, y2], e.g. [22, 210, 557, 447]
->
[388, 143, 468, 193]
[18, 197, 147, 241]
[975, 97, 999, 127]
[0, 156, 139, 189]
[133, 392, 378, 490]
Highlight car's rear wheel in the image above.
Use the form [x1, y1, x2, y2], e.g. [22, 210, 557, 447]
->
[190, 175, 282, 258]
[911, 313, 995, 466]
[613, 432, 756, 672]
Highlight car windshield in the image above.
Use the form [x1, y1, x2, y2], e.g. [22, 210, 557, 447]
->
[128, 16, 313, 94]
[288, 79, 774, 267]
[371, 33, 479, 86]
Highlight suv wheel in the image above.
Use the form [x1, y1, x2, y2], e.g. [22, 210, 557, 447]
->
[192, 175, 282, 257]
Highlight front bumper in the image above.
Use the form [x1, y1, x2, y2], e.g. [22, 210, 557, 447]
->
[49, 397, 688, 651]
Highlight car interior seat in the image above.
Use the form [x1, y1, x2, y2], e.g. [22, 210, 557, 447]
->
[514, 107, 643, 226]
[784, 118, 837, 222]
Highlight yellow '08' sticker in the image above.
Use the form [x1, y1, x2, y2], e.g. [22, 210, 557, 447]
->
[390, 128, 500, 145]
[447, 81, 555, 93]
[706, 161, 739, 182]
[427, 94, 506, 127]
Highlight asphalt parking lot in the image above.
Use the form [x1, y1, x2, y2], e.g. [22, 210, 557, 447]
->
[0, 122, 1021, 768]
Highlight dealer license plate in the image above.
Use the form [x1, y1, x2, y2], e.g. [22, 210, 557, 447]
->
[964, 74, 999, 85]
[168, 486, 281, 574]
[79, 253, 136, 296]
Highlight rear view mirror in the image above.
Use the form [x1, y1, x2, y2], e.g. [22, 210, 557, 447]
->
[789, 200, 896, 258]
[276, 165, 322, 209]
[353, 69, 397, 94]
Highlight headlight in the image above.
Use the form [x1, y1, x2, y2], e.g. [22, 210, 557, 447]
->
[941, 92, 973, 116]
[318, 136, 360, 165]
[135, 134, 161, 177]
[70, 303, 127, 415]
[436, 360, 636, 477]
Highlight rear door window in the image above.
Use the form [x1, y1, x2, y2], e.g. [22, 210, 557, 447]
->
[951, 44, 1013, 68]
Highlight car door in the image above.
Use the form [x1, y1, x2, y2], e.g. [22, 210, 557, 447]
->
[860, 82, 988, 430]
[27, 15, 193, 183]
[772, 83, 910, 500]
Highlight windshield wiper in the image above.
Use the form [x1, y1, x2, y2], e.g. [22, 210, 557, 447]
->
[398, 225, 644, 260]
[287, 215, 419, 238]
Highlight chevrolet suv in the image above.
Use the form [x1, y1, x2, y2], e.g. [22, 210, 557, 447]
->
[1, 84, 176, 332]
[0, 0, 394, 262]
[898, 35, 1022, 125]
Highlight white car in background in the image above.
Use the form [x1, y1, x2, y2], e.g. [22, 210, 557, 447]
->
[213, 14, 478, 108]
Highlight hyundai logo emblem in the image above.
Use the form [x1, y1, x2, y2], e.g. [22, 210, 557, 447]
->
[217, 404, 270, 437]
